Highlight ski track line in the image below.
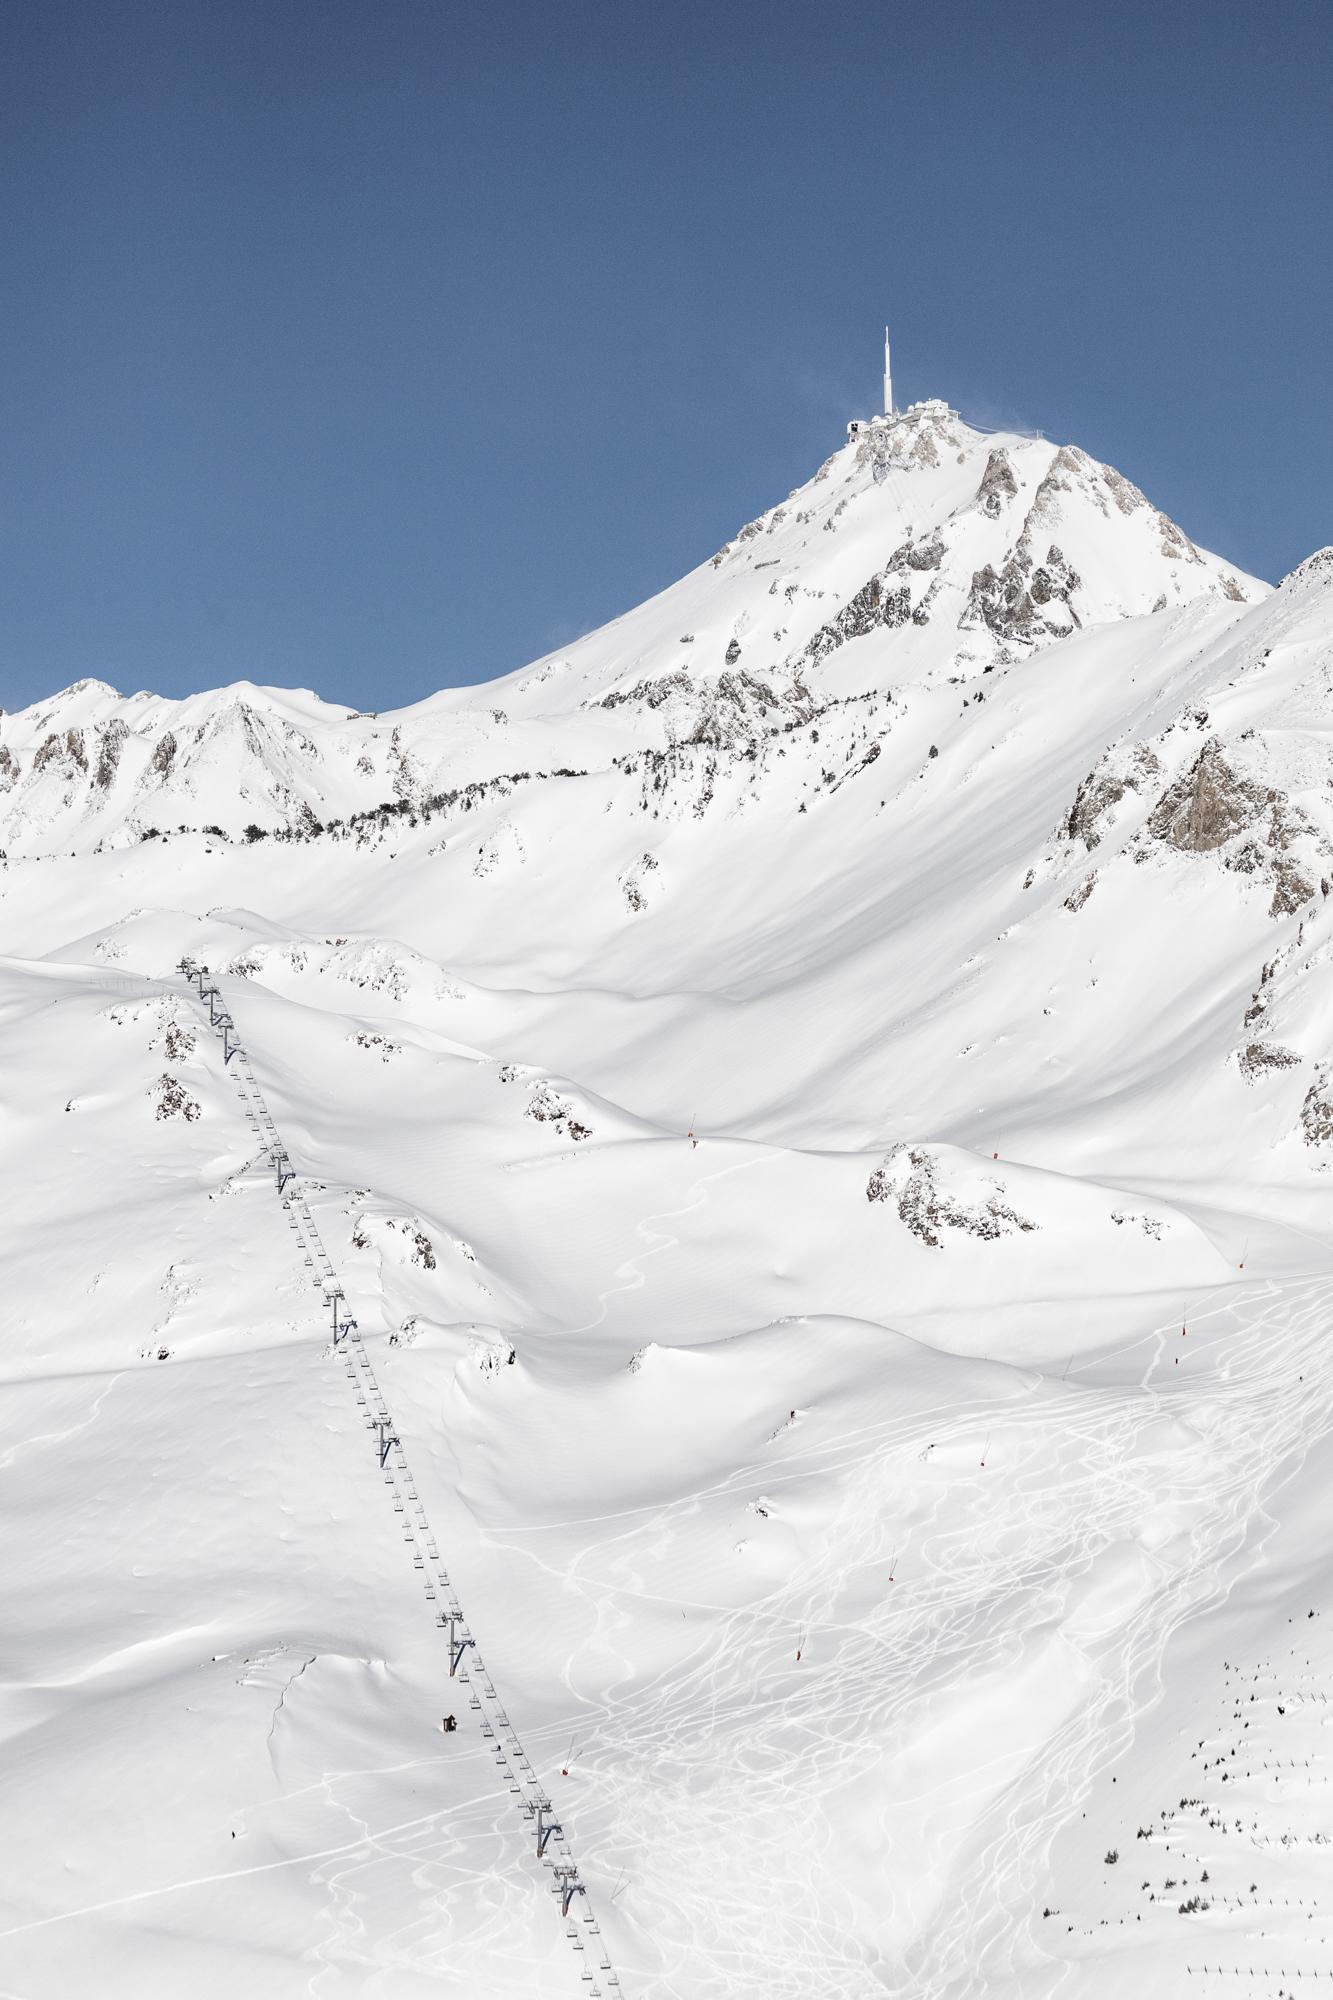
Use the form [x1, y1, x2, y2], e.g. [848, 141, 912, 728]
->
[496, 1276, 1333, 1997]
[568, 1147, 788, 1339]
[0, 1370, 125, 1474]
[924, 1272, 1333, 2000]
[0, 1827, 412, 1940]
[180, 965, 622, 2000]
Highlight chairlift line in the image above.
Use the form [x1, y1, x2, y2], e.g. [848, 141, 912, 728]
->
[177, 959, 616, 1995]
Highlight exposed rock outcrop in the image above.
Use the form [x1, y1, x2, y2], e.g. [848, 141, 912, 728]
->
[154, 1074, 200, 1122]
[1062, 745, 1163, 850]
[620, 851, 660, 912]
[94, 719, 128, 790]
[977, 449, 1018, 517]
[525, 1082, 591, 1142]
[1145, 739, 1319, 919]
[1300, 1071, 1333, 1145]
[867, 1146, 1036, 1248]
[963, 545, 1082, 644]
[1148, 740, 1272, 853]
[1238, 1042, 1301, 1082]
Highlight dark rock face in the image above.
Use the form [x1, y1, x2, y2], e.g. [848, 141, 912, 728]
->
[598, 671, 692, 713]
[1101, 463, 1150, 517]
[867, 1146, 1036, 1248]
[1029, 551, 1080, 607]
[904, 536, 947, 572]
[804, 576, 911, 669]
[685, 670, 819, 750]
[963, 545, 1082, 643]
[1065, 772, 1129, 850]
[1238, 1042, 1301, 1081]
[977, 449, 1018, 518]
[1301, 1073, 1333, 1144]
[33, 728, 88, 777]
[154, 1073, 200, 1122]
[1147, 739, 1318, 919]
[885, 533, 947, 576]
[1266, 854, 1316, 918]
[1062, 746, 1162, 850]
[94, 719, 128, 790]
[1148, 740, 1272, 853]
[524, 1080, 591, 1142]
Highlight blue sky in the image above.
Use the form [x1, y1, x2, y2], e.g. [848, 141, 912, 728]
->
[2, 0, 1329, 711]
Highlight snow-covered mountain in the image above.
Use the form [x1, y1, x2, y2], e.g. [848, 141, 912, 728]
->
[0, 400, 1260, 856]
[4, 404, 1333, 2000]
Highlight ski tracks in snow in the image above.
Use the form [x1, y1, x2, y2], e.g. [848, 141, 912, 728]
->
[568, 1143, 788, 1340]
[506, 1274, 1333, 1997]
[0, 1369, 125, 1474]
[172, 967, 1333, 1997]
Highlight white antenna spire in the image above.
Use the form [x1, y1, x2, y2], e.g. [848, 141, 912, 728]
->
[883, 327, 893, 418]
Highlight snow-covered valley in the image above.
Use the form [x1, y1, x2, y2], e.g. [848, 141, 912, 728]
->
[4, 401, 1333, 1997]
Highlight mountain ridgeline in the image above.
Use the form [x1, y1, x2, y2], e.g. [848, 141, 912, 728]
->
[0, 400, 1267, 856]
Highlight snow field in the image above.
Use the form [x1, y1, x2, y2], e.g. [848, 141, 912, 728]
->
[2, 412, 1332, 1994]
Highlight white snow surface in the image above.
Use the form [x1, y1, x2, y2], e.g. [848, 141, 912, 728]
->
[4, 406, 1333, 1996]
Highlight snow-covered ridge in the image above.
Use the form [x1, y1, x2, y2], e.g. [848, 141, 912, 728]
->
[0, 406, 1262, 856]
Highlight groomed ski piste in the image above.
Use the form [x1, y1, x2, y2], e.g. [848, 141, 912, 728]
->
[3, 403, 1333, 1995]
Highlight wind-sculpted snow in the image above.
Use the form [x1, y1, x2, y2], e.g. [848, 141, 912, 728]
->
[3, 409, 1333, 1997]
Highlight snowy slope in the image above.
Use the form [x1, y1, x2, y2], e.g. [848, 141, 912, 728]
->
[0, 402, 1260, 858]
[3, 408, 1333, 1999]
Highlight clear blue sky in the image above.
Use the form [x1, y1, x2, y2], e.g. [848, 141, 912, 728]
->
[2, 0, 1329, 711]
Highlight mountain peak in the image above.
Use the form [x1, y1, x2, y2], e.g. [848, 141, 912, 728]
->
[0, 413, 1270, 853]
[489, 406, 1263, 727]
